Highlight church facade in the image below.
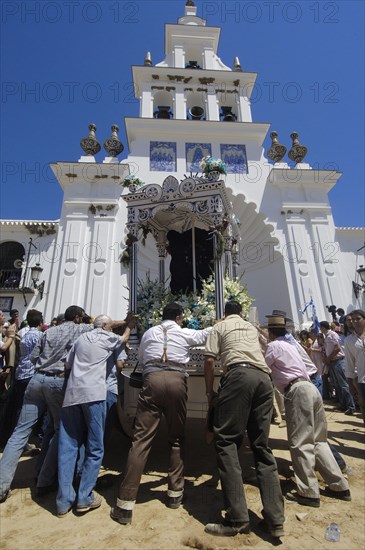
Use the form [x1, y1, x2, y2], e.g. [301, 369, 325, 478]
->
[1, 1, 364, 327]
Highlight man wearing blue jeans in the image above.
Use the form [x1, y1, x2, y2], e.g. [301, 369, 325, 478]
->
[0, 305, 89, 503]
[320, 321, 355, 415]
[56, 315, 132, 517]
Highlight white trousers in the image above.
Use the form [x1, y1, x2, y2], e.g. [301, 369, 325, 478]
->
[284, 381, 349, 498]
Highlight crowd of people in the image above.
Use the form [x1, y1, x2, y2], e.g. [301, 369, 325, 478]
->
[0, 302, 364, 541]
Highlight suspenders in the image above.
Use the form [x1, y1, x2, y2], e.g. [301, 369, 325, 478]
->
[160, 326, 169, 363]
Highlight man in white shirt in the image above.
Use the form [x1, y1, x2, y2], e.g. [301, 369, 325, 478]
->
[111, 303, 211, 525]
[56, 315, 133, 517]
[344, 309, 365, 423]
[265, 316, 350, 507]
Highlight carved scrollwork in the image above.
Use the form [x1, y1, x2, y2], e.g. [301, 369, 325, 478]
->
[162, 175, 179, 195]
[180, 178, 196, 195]
[209, 196, 223, 213]
[138, 208, 152, 222]
[193, 200, 209, 214]
[143, 184, 162, 200]
[127, 208, 137, 223]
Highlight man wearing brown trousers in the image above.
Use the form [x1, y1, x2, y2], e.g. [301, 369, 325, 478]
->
[111, 303, 211, 525]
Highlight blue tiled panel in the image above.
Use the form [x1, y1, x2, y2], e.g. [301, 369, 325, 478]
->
[150, 141, 177, 172]
[186, 143, 212, 173]
[220, 144, 248, 174]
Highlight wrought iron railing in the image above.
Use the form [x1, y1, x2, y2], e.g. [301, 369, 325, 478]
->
[0, 269, 22, 289]
[0, 268, 34, 291]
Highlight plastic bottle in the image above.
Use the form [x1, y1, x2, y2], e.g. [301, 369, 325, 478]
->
[325, 523, 340, 542]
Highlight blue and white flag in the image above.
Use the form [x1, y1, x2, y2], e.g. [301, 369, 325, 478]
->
[300, 297, 320, 333]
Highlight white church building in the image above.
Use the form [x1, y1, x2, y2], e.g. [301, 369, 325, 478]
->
[1, 1, 364, 329]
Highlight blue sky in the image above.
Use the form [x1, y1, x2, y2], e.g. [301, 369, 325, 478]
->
[1, 0, 364, 227]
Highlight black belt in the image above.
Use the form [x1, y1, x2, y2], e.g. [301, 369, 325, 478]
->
[284, 376, 309, 393]
[37, 370, 64, 378]
[227, 363, 266, 373]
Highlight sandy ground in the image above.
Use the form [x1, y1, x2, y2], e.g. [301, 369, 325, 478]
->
[0, 403, 364, 550]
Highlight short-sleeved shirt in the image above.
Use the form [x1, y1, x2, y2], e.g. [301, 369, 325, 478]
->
[63, 328, 122, 407]
[323, 329, 344, 359]
[204, 314, 270, 374]
[30, 321, 93, 374]
[16, 328, 43, 381]
[265, 337, 309, 393]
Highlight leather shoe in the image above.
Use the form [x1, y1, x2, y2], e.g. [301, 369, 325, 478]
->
[110, 506, 132, 525]
[259, 520, 285, 538]
[286, 492, 320, 507]
[167, 494, 183, 509]
[204, 522, 250, 536]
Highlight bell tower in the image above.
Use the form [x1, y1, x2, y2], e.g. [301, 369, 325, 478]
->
[127, 1, 262, 177]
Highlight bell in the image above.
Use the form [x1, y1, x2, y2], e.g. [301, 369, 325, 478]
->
[154, 106, 172, 119]
[186, 60, 199, 69]
[189, 106, 204, 120]
[220, 106, 237, 122]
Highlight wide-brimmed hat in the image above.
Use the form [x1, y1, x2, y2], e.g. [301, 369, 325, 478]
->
[266, 315, 286, 328]
[267, 309, 293, 324]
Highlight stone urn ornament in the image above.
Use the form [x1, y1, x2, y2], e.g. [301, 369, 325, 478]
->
[103, 124, 124, 157]
[267, 131, 287, 163]
[288, 132, 308, 164]
[80, 123, 101, 156]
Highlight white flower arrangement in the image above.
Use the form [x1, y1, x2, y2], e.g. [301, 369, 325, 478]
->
[199, 156, 227, 175]
[135, 273, 253, 335]
[121, 175, 144, 188]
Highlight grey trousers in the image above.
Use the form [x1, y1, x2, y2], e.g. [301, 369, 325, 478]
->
[213, 366, 284, 527]
[119, 370, 187, 503]
[284, 381, 349, 498]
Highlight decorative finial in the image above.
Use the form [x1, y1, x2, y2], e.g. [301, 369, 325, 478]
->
[288, 132, 308, 164]
[144, 51, 152, 66]
[267, 131, 287, 163]
[186, 0, 195, 6]
[233, 56, 242, 72]
[103, 125, 124, 158]
[80, 124, 101, 156]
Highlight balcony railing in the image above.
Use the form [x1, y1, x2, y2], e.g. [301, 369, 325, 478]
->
[0, 268, 35, 292]
[0, 269, 22, 290]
